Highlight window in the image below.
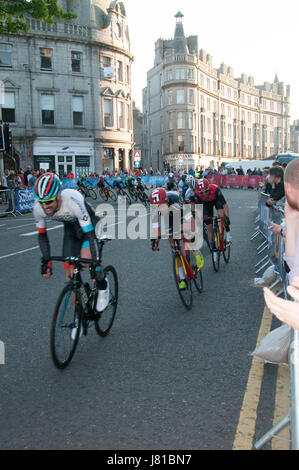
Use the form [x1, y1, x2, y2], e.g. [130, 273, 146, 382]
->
[177, 111, 184, 129]
[176, 89, 185, 104]
[72, 96, 83, 126]
[175, 68, 186, 80]
[104, 99, 113, 127]
[0, 44, 12, 67]
[40, 48, 52, 70]
[166, 69, 173, 81]
[187, 112, 193, 130]
[118, 101, 124, 128]
[41, 94, 54, 125]
[169, 111, 174, 130]
[169, 135, 174, 153]
[127, 103, 131, 130]
[103, 56, 111, 67]
[126, 65, 130, 85]
[71, 52, 82, 73]
[168, 90, 173, 105]
[117, 61, 123, 82]
[189, 89, 194, 105]
[178, 135, 184, 152]
[1, 92, 15, 122]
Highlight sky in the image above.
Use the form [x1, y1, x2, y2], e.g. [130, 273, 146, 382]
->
[124, 0, 299, 121]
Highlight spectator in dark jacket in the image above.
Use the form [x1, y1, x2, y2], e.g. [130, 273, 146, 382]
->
[266, 166, 285, 206]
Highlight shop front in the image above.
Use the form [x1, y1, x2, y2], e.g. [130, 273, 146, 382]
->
[165, 154, 200, 171]
[33, 139, 94, 177]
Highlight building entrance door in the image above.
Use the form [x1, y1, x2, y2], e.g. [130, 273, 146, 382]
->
[56, 155, 75, 178]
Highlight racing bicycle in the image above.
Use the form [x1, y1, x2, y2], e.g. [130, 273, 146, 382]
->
[98, 186, 117, 202]
[49, 240, 118, 369]
[205, 216, 231, 272]
[171, 238, 203, 310]
[78, 182, 97, 200]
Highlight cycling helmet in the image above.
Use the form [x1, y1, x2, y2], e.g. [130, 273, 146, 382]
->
[186, 175, 194, 184]
[168, 172, 174, 179]
[149, 188, 167, 205]
[33, 172, 62, 203]
[196, 178, 209, 193]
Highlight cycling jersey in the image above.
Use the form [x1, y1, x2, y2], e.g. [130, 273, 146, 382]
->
[151, 191, 194, 240]
[193, 185, 227, 222]
[34, 188, 100, 263]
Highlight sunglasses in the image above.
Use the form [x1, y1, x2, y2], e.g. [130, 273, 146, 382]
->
[39, 198, 57, 206]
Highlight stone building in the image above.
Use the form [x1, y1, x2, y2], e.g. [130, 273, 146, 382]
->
[290, 120, 299, 153]
[0, 0, 134, 176]
[142, 12, 291, 170]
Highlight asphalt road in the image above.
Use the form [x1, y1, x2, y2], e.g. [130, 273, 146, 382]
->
[0, 188, 277, 450]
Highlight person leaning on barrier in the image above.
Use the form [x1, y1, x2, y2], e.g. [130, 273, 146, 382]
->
[266, 166, 285, 207]
[264, 159, 299, 327]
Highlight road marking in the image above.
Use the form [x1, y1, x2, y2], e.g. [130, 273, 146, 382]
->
[7, 222, 37, 230]
[20, 225, 63, 236]
[233, 305, 273, 450]
[0, 245, 39, 260]
[0, 224, 6, 227]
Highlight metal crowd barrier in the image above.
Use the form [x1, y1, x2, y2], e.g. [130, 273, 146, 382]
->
[0, 188, 20, 217]
[251, 192, 299, 450]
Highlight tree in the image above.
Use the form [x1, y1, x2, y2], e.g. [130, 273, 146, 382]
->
[0, 0, 77, 34]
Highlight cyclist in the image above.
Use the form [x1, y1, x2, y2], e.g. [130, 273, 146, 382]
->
[136, 176, 148, 192]
[194, 178, 232, 249]
[113, 173, 124, 196]
[164, 172, 178, 191]
[149, 187, 204, 290]
[178, 174, 189, 200]
[33, 172, 109, 313]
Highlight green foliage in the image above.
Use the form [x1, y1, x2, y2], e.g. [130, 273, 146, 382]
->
[0, 0, 77, 34]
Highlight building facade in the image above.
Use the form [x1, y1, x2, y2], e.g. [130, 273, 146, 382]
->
[290, 120, 299, 153]
[0, 0, 134, 176]
[142, 12, 291, 170]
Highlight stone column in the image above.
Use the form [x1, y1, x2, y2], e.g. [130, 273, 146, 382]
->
[94, 141, 103, 174]
[114, 148, 119, 172]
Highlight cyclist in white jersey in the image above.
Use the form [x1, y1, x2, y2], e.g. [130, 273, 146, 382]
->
[33, 172, 109, 311]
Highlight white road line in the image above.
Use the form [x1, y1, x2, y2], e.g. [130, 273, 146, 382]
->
[20, 225, 63, 236]
[0, 245, 39, 260]
[0, 224, 6, 227]
[7, 222, 37, 230]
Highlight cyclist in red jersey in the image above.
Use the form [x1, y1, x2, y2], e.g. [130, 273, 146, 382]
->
[193, 178, 232, 248]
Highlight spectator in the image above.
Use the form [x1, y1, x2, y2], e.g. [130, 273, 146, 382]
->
[67, 171, 75, 178]
[266, 166, 285, 206]
[264, 159, 299, 328]
[261, 170, 272, 194]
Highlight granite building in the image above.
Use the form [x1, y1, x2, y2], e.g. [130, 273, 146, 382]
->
[142, 12, 291, 170]
[0, 0, 134, 176]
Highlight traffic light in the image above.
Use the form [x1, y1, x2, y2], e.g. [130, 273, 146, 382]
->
[0, 124, 4, 151]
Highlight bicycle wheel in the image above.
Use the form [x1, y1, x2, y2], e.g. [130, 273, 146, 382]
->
[203, 224, 211, 252]
[138, 190, 149, 207]
[108, 189, 117, 202]
[50, 284, 82, 369]
[222, 230, 231, 263]
[129, 189, 138, 202]
[98, 189, 108, 202]
[87, 188, 97, 200]
[172, 252, 193, 310]
[120, 189, 131, 205]
[189, 253, 203, 293]
[94, 266, 118, 337]
[211, 228, 220, 272]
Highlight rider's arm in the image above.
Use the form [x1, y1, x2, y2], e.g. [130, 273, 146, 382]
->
[34, 203, 52, 275]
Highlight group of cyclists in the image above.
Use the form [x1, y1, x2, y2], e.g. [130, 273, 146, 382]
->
[32, 169, 232, 316]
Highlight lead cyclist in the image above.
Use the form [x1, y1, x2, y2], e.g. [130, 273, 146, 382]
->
[33, 172, 109, 312]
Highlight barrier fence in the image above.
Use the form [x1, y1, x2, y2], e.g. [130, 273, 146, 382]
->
[9, 175, 263, 215]
[252, 192, 299, 450]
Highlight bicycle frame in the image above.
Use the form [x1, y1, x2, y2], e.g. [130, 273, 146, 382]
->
[173, 239, 195, 281]
[204, 216, 225, 252]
